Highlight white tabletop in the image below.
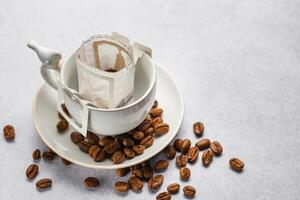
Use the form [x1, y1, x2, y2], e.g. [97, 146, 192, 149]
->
[0, 0, 299, 199]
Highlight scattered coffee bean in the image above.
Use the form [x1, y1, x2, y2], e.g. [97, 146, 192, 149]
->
[32, 149, 41, 160]
[3, 125, 15, 140]
[210, 141, 223, 156]
[56, 120, 68, 132]
[181, 139, 191, 154]
[193, 122, 204, 136]
[154, 160, 169, 171]
[183, 185, 196, 197]
[132, 169, 143, 179]
[26, 164, 39, 179]
[195, 139, 210, 150]
[122, 138, 135, 148]
[229, 158, 244, 172]
[123, 148, 136, 159]
[132, 145, 145, 155]
[154, 123, 169, 136]
[115, 181, 129, 192]
[36, 178, 52, 189]
[176, 154, 188, 167]
[156, 191, 171, 200]
[84, 177, 100, 188]
[128, 176, 143, 192]
[104, 141, 118, 155]
[150, 108, 163, 118]
[99, 136, 115, 147]
[152, 117, 163, 127]
[148, 175, 164, 190]
[152, 100, 158, 108]
[70, 132, 84, 144]
[86, 132, 99, 145]
[78, 140, 93, 153]
[164, 145, 176, 159]
[61, 157, 72, 165]
[187, 146, 199, 162]
[111, 151, 126, 164]
[116, 167, 130, 177]
[42, 151, 56, 161]
[174, 138, 183, 151]
[180, 167, 191, 180]
[142, 163, 154, 179]
[167, 183, 180, 194]
[140, 135, 154, 148]
[202, 149, 214, 166]
[132, 131, 145, 140]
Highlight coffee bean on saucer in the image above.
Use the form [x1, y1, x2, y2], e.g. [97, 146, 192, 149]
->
[210, 141, 223, 156]
[202, 149, 214, 166]
[123, 148, 136, 159]
[144, 127, 154, 136]
[115, 181, 129, 192]
[187, 146, 199, 162]
[183, 185, 196, 197]
[156, 191, 171, 200]
[26, 164, 39, 179]
[70, 132, 84, 144]
[140, 135, 154, 148]
[32, 149, 41, 160]
[104, 141, 118, 155]
[148, 175, 164, 190]
[150, 108, 163, 118]
[99, 136, 115, 147]
[154, 123, 169, 136]
[122, 138, 135, 148]
[229, 158, 244, 172]
[154, 160, 169, 172]
[193, 122, 204, 137]
[3, 125, 15, 140]
[152, 117, 163, 127]
[195, 139, 210, 150]
[138, 118, 152, 132]
[61, 157, 72, 165]
[86, 132, 99, 145]
[111, 151, 126, 164]
[180, 167, 191, 180]
[78, 141, 93, 153]
[132, 131, 145, 141]
[36, 178, 52, 190]
[116, 167, 130, 177]
[128, 176, 143, 192]
[181, 139, 191, 154]
[167, 183, 180, 194]
[89, 145, 105, 162]
[164, 145, 176, 159]
[174, 139, 183, 151]
[132, 145, 145, 155]
[176, 154, 188, 167]
[56, 120, 68, 133]
[42, 151, 56, 161]
[84, 177, 100, 188]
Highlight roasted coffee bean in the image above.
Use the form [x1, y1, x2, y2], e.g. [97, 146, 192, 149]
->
[138, 118, 152, 132]
[140, 135, 154, 148]
[116, 167, 130, 177]
[122, 138, 135, 148]
[70, 132, 84, 144]
[152, 100, 158, 108]
[144, 127, 154, 136]
[99, 136, 115, 147]
[193, 122, 204, 136]
[176, 154, 188, 167]
[229, 158, 244, 172]
[180, 167, 191, 180]
[84, 177, 100, 188]
[132, 169, 143, 179]
[78, 141, 93, 153]
[132, 131, 145, 140]
[164, 145, 176, 159]
[3, 125, 15, 140]
[130, 164, 142, 171]
[26, 164, 39, 179]
[150, 108, 163, 118]
[154, 123, 169, 136]
[115, 181, 129, 192]
[111, 151, 126, 164]
[89, 145, 105, 162]
[156, 191, 171, 200]
[152, 117, 163, 127]
[104, 141, 118, 155]
[61, 158, 72, 165]
[36, 178, 52, 189]
[32, 149, 41, 160]
[128, 176, 143, 192]
[174, 138, 183, 151]
[195, 139, 210, 150]
[142, 163, 154, 179]
[42, 151, 56, 161]
[88, 145, 100, 157]
[132, 144, 145, 155]
[154, 160, 169, 171]
[202, 149, 214, 166]
[210, 141, 223, 156]
[56, 120, 69, 132]
[183, 185, 196, 197]
[181, 139, 191, 153]
[187, 146, 199, 162]
[148, 175, 164, 190]
[123, 148, 136, 159]
[167, 183, 180, 194]
[86, 132, 99, 145]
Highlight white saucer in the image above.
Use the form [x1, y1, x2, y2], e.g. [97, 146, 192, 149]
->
[33, 64, 184, 169]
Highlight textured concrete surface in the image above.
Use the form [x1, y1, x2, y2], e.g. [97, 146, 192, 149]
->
[0, 0, 300, 199]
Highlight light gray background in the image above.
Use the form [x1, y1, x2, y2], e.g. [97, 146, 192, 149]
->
[0, 0, 299, 199]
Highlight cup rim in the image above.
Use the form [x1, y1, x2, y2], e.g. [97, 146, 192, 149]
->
[61, 52, 156, 112]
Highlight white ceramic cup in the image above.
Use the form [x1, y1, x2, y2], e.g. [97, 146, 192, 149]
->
[28, 41, 156, 136]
